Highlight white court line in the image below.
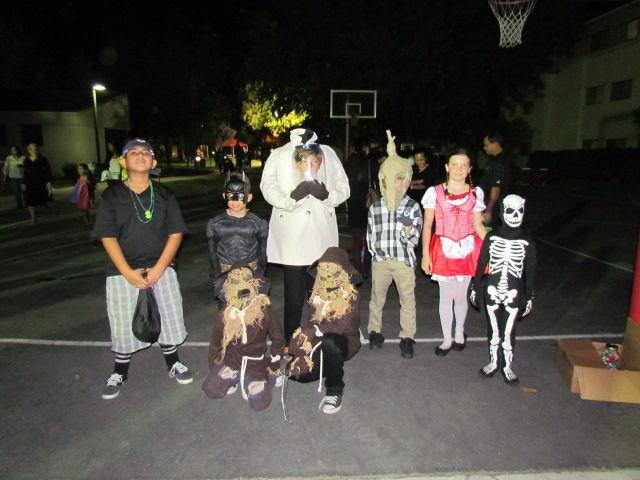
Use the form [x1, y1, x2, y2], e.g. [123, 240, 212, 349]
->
[0, 333, 623, 347]
[538, 238, 633, 273]
[0, 239, 94, 265]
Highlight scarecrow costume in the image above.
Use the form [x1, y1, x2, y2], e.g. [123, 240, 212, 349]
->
[288, 247, 362, 414]
[469, 194, 537, 385]
[202, 266, 285, 411]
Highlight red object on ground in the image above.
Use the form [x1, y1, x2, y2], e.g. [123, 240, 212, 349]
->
[630, 232, 640, 325]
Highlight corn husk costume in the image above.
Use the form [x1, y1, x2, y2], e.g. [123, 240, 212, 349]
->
[378, 130, 413, 211]
[288, 247, 362, 379]
[202, 266, 285, 411]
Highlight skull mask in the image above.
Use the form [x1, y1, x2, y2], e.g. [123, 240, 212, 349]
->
[501, 194, 525, 228]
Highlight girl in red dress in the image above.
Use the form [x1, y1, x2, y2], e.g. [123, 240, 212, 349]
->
[421, 149, 487, 355]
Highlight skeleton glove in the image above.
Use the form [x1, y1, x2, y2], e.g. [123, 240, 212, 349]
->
[521, 295, 534, 319]
[468, 279, 479, 310]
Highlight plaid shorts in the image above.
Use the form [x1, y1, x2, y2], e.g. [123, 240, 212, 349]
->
[106, 267, 188, 354]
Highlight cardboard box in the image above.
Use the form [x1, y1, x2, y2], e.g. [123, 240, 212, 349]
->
[555, 339, 640, 404]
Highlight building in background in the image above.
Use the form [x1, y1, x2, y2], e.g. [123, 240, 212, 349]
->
[0, 91, 130, 176]
[510, 0, 639, 153]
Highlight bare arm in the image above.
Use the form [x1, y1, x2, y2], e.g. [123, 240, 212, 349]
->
[146, 233, 183, 285]
[483, 186, 501, 223]
[101, 237, 148, 289]
[473, 211, 487, 240]
[421, 208, 435, 274]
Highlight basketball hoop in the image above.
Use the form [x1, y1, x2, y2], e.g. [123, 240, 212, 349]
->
[488, 0, 537, 48]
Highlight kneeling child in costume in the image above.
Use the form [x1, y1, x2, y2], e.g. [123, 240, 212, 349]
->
[288, 247, 362, 414]
[202, 266, 285, 411]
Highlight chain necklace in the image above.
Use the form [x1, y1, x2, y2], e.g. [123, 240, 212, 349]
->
[128, 180, 155, 223]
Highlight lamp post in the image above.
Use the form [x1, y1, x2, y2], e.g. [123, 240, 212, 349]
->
[92, 83, 106, 167]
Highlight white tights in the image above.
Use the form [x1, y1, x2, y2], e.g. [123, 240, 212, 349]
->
[437, 277, 471, 348]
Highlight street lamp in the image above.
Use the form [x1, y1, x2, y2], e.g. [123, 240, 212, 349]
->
[92, 83, 106, 167]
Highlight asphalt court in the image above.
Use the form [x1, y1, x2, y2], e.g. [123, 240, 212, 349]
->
[1, 175, 639, 479]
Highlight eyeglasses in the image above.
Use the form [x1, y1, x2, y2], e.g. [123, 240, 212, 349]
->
[126, 151, 153, 159]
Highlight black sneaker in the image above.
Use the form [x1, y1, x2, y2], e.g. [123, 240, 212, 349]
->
[369, 331, 385, 349]
[101, 373, 125, 400]
[399, 338, 415, 358]
[319, 394, 343, 414]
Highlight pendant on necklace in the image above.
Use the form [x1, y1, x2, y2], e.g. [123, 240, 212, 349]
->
[144, 210, 153, 220]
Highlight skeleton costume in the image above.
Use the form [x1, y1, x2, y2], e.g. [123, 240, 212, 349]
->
[202, 266, 285, 411]
[206, 175, 268, 283]
[469, 195, 537, 385]
[288, 247, 362, 414]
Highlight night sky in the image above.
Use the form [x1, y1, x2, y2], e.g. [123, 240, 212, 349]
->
[0, 0, 632, 147]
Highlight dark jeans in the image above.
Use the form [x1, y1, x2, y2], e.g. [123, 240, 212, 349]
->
[8, 178, 23, 208]
[283, 265, 313, 342]
[292, 333, 348, 396]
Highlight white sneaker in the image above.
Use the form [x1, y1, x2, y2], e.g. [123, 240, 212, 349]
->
[226, 385, 238, 395]
[319, 394, 343, 414]
[169, 361, 193, 384]
[102, 373, 124, 400]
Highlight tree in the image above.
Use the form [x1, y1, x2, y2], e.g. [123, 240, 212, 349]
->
[241, 81, 308, 137]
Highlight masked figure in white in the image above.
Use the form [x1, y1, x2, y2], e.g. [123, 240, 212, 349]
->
[469, 195, 537, 385]
[260, 128, 350, 342]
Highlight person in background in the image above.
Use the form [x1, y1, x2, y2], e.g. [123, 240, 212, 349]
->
[106, 142, 121, 188]
[3, 146, 25, 208]
[408, 146, 436, 203]
[480, 132, 512, 229]
[72, 163, 93, 226]
[22, 143, 58, 225]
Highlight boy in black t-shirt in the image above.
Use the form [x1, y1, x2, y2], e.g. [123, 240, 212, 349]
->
[91, 138, 191, 400]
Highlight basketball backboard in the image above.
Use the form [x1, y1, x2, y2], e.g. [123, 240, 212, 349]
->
[330, 90, 377, 119]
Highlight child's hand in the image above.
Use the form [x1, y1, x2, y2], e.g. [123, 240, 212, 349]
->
[124, 269, 149, 289]
[421, 255, 432, 275]
[145, 265, 166, 286]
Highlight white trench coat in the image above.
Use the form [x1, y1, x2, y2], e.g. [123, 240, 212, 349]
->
[260, 137, 350, 266]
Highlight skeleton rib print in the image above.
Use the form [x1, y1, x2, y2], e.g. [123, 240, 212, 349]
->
[488, 237, 528, 278]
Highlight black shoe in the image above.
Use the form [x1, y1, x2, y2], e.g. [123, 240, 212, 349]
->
[399, 338, 415, 358]
[452, 334, 468, 351]
[435, 344, 453, 356]
[369, 331, 385, 349]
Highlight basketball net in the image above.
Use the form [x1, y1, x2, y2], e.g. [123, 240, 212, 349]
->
[488, 0, 537, 48]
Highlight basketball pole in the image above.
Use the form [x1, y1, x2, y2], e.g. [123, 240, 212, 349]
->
[622, 230, 640, 370]
[345, 118, 350, 162]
